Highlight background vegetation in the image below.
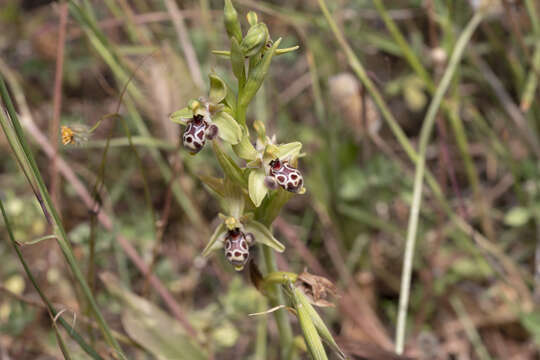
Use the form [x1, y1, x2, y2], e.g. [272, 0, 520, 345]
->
[1, 0, 540, 359]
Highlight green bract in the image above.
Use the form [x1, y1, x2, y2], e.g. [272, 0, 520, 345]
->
[224, 0, 242, 43]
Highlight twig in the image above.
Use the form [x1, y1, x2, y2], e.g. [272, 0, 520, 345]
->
[163, 0, 205, 89]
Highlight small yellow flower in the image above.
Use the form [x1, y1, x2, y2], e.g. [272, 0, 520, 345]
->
[61, 126, 74, 145]
[60, 124, 90, 146]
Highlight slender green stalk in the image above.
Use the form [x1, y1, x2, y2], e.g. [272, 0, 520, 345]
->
[0, 197, 104, 360]
[0, 76, 126, 358]
[395, 12, 483, 354]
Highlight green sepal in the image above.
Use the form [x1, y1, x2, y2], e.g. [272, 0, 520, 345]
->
[248, 168, 268, 207]
[275, 141, 302, 160]
[212, 141, 246, 187]
[231, 37, 246, 89]
[198, 175, 225, 198]
[244, 219, 285, 252]
[224, 0, 242, 42]
[223, 82, 237, 111]
[169, 107, 192, 125]
[213, 111, 242, 145]
[202, 223, 227, 257]
[209, 73, 227, 104]
[224, 180, 245, 219]
[239, 38, 281, 110]
[232, 133, 258, 161]
[240, 23, 268, 57]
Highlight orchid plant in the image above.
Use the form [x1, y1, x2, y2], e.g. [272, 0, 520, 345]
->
[168, 2, 343, 359]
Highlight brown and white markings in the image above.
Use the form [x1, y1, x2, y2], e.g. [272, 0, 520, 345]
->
[182, 114, 218, 154]
[268, 158, 303, 193]
[223, 228, 254, 271]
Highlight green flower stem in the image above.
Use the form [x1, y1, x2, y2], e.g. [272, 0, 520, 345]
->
[0, 76, 126, 359]
[395, 12, 484, 354]
[263, 271, 299, 286]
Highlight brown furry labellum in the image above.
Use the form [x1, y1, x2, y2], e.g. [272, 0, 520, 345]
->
[268, 158, 303, 193]
[224, 228, 254, 271]
[182, 114, 218, 154]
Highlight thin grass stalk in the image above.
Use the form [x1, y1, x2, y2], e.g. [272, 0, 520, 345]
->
[0, 197, 104, 360]
[372, 0, 495, 237]
[0, 77, 126, 358]
[450, 297, 493, 360]
[395, 12, 484, 354]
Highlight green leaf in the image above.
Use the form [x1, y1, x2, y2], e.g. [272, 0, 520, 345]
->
[290, 286, 328, 360]
[231, 37, 246, 89]
[209, 73, 227, 104]
[504, 206, 531, 227]
[297, 290, 346, 360]
[275, 141, 302, 160]
[244, 219, 285, 252]
[202, 223, 227, 257]
[100, 273, 206, 360]
[213, 111, 243, 144]
[212, 141, 246, 187]
[232, 133, 258, 161]
[169, 107, 192, 125]
[248, 168, 268, 207]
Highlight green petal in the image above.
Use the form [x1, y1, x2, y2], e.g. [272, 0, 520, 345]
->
[276, 45, 300, 55]
[202, 223, 227, 257]
[232, 133, 258, 161]
[246, 11, 258, 26]
[209, 73, 227, 104]
[244, 219, 285, 252]
[213, 111, 243, 145]
[275, 141, 302, 160]
[169, 107, 192, 125]
[248, 169, 268, 207]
